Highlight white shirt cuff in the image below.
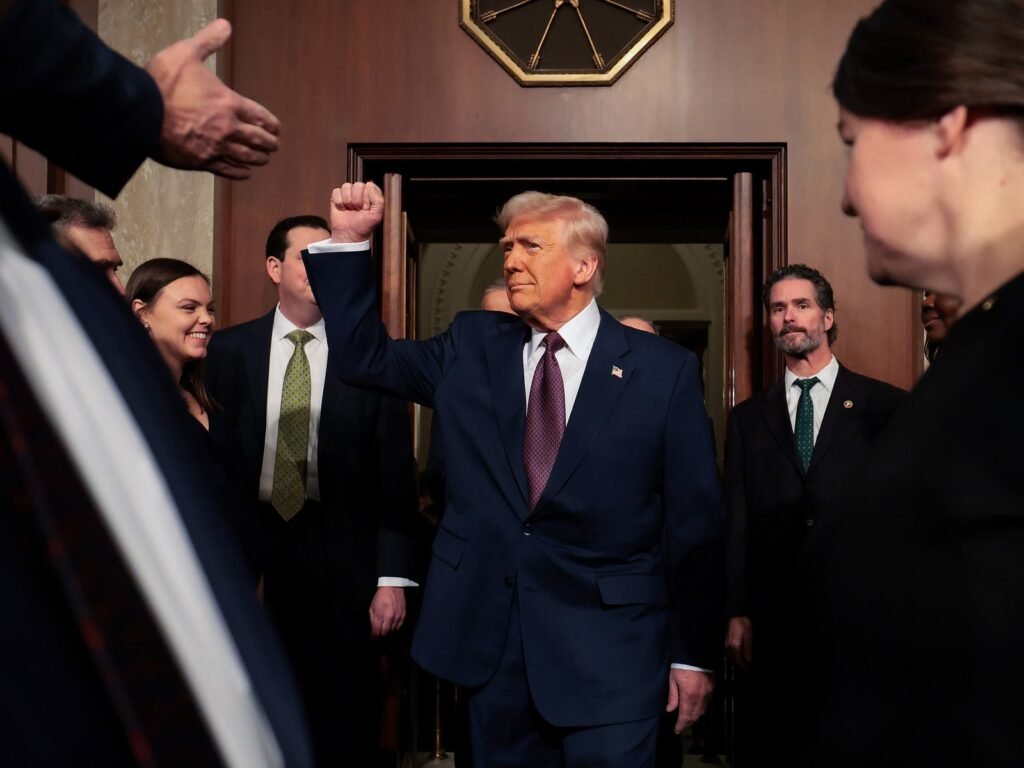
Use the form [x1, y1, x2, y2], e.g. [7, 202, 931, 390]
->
[377, 577, 418, 588]
[671, 663, 713, 674]
[306, 237, 370, 253]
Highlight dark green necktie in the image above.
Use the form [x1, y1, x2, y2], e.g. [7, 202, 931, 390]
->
[272, 329, 313, 520]
[794, 377, 819, 473]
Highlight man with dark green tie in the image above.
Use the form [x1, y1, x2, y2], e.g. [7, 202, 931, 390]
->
[723, 264, 905, 765]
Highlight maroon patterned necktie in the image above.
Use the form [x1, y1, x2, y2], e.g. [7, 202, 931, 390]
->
[523, 332, 567, 510]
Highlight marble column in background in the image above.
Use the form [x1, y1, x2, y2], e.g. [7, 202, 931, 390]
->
[97, 0, 218, 286]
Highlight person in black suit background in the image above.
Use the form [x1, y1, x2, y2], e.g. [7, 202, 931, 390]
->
[0, 1, 317, 765]
[724, 264, 904, 765]
[205, 215, 418, 767]
[813, 1, 1024, 763]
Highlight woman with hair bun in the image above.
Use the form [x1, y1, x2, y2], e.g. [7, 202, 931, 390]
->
[814, 1, 1024, 764]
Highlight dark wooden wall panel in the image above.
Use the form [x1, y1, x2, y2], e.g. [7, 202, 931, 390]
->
[223, 0, 914, 389]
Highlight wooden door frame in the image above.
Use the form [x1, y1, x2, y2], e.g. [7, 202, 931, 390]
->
[348, 142, 787, 401]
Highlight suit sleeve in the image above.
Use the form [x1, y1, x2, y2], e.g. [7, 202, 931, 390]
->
[724, 410, 748, 617]
[304, 247, 455, 407]
[372, 393, 419, 582]
[0, 0, 163, 197]
[664, 354, 726, 670]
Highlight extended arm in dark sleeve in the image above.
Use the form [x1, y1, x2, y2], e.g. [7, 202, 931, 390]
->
[0, 0, 163, 197]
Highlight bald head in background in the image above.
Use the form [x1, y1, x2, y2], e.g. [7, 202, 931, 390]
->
[621, 315, 657, 334]
[481, 278, 514, 314]
[34, 194, 124, 295]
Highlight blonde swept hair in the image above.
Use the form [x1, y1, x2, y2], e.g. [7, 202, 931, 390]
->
[496, 191, 608, 296]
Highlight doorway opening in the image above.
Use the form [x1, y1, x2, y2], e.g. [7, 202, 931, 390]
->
[350, 142, 786, 460]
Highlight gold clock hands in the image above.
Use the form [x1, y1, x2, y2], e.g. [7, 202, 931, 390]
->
[528, 0, 564, 69]
[569, 0, 604, 69]
[594, 0, 654, 22]
[480, 0, 542, 24]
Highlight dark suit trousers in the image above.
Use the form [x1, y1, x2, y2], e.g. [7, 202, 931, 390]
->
[467, 595, 659, 768]
[261, 500, 378, 767]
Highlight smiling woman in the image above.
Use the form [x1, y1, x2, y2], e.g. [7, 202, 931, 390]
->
[126, 258, 217, 429]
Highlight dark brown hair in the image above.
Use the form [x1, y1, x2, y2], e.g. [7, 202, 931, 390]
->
[265, 215, 329, 261]
[125, 258, 218, 414]
[834, 0, 1024, 129]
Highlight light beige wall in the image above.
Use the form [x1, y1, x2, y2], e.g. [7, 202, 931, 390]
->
[97, 0, 218, 286]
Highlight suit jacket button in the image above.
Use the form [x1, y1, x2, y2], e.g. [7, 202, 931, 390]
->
[505, 575, 515, 587]
[805, 519, 814, 527]
[523, 522, 532, 536]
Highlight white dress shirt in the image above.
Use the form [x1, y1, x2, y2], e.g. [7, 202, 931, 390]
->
[783, 354, 840, 442]
[523, 298, 600, 421]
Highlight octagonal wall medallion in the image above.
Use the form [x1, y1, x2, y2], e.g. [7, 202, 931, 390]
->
[460, 0, 674, 86]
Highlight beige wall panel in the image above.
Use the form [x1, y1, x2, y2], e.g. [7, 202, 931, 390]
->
[98, 0, 218, 286]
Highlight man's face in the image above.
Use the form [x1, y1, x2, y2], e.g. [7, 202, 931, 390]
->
[501, 214, 591, 329]
[65, 224, 124, 295]
[921, 290, 961, 344]
[267, 225, 329, 310]
[768, 278, 833, 357]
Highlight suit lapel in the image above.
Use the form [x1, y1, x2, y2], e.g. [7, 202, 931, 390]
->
[485, 318, 531, 514]
[533, 310, 630, 515]
[763, 380, 803, 476]
[807, 365, 859, 473]
[245, 312, 275, 446]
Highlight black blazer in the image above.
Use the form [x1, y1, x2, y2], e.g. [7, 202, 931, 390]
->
[205, 310, 418, 605]
[815, 270, 1024, 767]
[725, 364, 905, 627]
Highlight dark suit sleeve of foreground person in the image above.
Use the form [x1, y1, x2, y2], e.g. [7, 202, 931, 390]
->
[0, 0, 163, 197]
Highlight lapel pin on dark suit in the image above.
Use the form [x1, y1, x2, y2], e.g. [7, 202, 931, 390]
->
[611, 365, 623, 379]
[843, 400, 854, 409]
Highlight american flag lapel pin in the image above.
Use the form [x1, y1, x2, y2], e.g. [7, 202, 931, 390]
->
[611, 365, 623, 379]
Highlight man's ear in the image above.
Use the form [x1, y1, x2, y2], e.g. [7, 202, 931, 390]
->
[573, 253, 599, 288]
[267, 256, 282, 285]
[935, 105, 969, 159]
[824, 308, 835, 332]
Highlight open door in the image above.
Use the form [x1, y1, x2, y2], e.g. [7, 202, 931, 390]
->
[726, 171, 755, 409]
[381, 172, 416, 339]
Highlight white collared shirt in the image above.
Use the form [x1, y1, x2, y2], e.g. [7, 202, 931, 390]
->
[522, 298, 601, 421]
[258, 307, 327, 503]
[783, 354, 840, 442]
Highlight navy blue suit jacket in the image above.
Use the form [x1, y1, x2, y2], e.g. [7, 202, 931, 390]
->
[305, 248, 724, 728]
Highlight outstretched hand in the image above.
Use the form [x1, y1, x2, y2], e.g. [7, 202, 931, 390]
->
[145, 19, 281, 179]
[330, 182, 385, 243]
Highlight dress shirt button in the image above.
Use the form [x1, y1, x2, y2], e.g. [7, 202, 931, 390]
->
[805, 519, 815, 527]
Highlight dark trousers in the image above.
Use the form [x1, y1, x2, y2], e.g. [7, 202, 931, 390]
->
[467, 597, 659, 768]
[262, 500, 379, 767]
